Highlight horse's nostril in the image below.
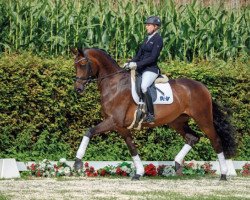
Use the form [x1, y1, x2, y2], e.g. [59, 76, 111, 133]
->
[75, 88, 83, 93]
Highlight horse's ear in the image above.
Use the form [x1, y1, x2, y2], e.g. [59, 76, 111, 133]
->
[77, 48, 84, 57]
[70, 47, 77, 55]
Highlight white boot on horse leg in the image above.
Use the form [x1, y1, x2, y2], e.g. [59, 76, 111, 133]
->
[174, 144, 192, 175]
[74, 136, 90, 170]
[132, 155, 144, 180]
[218, 152, 228, 181]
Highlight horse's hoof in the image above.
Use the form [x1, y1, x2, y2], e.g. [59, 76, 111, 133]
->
[131, 174, 141, 181]
[175, 161, 181, 170]
[176, 169, 184, 176]
[73, 158, 83, 171]
[175, 162, 184, 176]
[220, 174, 227, 181]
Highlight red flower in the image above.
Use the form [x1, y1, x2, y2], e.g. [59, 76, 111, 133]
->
[100, 169, 106, 176]
[144, 164, 157, 176]
[84, 162, 89, 168]
[86, 172, 91, 177]
[90, 166, 95, 172]
[116, 167, 122, 175]
[54, 165, 59, 172]
[242, 168, 250, 176]
[187, 162, 194, 168]
[36, 170, 41, 177]
[122, 172, 127, 176]
[30, 163, 36, 171]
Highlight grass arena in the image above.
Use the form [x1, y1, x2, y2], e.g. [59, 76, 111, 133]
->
[0, 176, 250, 200]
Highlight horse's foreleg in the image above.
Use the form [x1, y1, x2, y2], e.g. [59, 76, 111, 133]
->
[117, 128, 144, 180]
[74, 118, 115, 171]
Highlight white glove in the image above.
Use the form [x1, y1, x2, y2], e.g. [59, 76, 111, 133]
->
[125, 62, 137, 70]
[123, 62, 129, 68]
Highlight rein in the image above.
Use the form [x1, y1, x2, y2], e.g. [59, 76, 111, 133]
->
[96, 69, 127, 83]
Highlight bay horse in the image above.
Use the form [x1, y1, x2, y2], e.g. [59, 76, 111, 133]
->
[71, 47, 236, 180]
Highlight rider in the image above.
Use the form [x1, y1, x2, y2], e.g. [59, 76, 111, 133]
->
[124, 16, 163, 123]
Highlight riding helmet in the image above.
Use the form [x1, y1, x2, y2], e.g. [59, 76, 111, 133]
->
[144, 16, 161, 26]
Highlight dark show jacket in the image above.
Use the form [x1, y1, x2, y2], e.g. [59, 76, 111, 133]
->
[130, 32, 163, 74]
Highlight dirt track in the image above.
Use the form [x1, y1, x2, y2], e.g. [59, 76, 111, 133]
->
[0, 176, 250, 200]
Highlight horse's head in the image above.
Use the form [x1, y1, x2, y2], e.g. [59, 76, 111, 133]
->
[71, 48, 95, 93]
[71, 47, 124, 94]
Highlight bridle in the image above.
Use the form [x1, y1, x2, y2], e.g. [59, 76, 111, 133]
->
[74, 56, 126, 87]
[74, 57, 95, 84]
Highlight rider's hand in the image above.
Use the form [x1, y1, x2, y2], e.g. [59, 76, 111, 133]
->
[123, 62, 129, 69]
[124, 62, 137, 70]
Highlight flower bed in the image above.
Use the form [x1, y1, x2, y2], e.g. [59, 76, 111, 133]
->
[182, 162, 216, 176]
[240, 163, 250, 176]
[25, 158, 223, 178]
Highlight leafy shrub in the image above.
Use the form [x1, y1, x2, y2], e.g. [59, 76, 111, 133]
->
[0, 53, 249, 161]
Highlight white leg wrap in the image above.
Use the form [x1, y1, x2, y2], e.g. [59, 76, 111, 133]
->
[76, 136, 90, 159]
[174, 144, 192, 164]
[132, 155, 144, 176]
[217, 152, 228, 175]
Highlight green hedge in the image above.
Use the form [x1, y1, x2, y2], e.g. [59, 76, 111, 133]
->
[0, 53, 249, 161]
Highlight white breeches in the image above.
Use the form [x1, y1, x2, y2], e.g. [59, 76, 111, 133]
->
[141, 71, 158, 93]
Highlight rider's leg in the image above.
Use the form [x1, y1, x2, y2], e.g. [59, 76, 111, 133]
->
[141, 71, 158, 122]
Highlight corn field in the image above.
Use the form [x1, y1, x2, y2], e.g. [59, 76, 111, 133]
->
[0, 0, 249, 60]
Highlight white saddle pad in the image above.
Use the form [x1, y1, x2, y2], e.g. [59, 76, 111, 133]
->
[131, 72, 174, 105]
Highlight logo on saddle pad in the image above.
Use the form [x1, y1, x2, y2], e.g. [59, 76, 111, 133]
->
[130, 71, 173, 105]
[160, 95, 171, 102]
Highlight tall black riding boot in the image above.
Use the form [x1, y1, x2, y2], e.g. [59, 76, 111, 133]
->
[143, 91, 155, 123]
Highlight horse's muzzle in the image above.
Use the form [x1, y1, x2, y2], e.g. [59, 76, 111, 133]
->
[75, 87, 84, 93]
[74, 83, 85, 94]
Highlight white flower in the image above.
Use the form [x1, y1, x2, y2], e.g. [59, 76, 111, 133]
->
[39, 163, 46, 170]
[59, 158, 67, 164]
[47, 164, 54, 170]
[50, 171, 56, 177]
[58, 167, 64, 174]
[64, 167, 71, 176]
[121, 166, 131, 173]
[110, 168, 117, 174]
[44, 171, 50, 177]
[162, 166, 176, 177]
[121, 166, 127, 171]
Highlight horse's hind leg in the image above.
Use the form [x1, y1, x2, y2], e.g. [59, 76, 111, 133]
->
[168, 115, 200, 175]
[193, 113, 228, 180]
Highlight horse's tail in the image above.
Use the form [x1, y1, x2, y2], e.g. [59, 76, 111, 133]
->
[212, 100, 237, 158]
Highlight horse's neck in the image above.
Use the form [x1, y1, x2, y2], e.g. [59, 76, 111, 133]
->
[97, 60, 120, 78]
[98, 70, 130, 98]
[93, 50, 130, 95]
